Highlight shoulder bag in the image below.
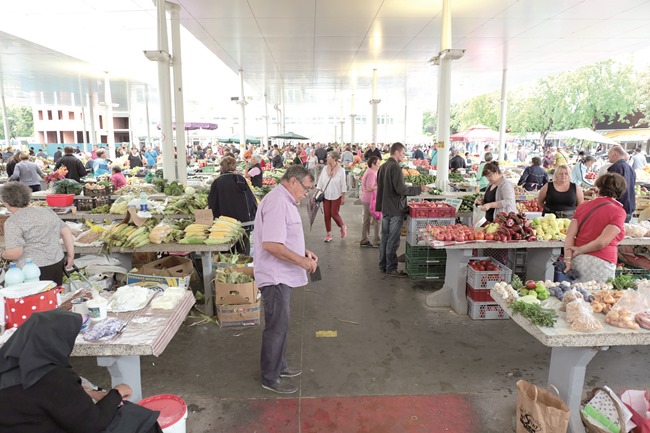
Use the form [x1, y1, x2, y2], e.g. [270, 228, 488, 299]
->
[314, 177, 332, 203]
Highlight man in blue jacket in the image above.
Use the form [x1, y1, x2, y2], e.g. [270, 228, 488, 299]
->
[607, 145, 636, 222]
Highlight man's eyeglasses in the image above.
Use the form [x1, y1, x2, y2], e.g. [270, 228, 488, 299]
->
[298, 180, 313, 192]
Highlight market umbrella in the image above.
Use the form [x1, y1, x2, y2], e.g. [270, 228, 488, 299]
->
[450, 124, 513, 142]
[548, 128, 618, 145]
[270, 131, 310, 140]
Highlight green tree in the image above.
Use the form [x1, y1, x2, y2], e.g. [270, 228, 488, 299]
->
[451, 91, 501, 131]
[0, 105, 34, 140]
[422, 110, 437, 136]
[566, 60, 637, 130]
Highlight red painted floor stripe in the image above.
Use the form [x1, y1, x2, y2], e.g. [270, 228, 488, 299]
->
[227, 394, 479, 433]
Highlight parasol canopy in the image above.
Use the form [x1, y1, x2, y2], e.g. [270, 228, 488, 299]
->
[548, 128, 618, 145]
[270, 131, 310, 140]
[450, 124, 513, 142]
[218, 135, 261, 144]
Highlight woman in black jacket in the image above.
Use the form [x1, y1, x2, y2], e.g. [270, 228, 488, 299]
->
[517, 156, 549, 191]
[208, 156, 258, 254]
[0, 310, 162, 433]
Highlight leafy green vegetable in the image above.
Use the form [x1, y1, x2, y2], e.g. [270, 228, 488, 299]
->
[53, 179, 83, 195]
[510, 300, 557, 327]
[510, 274, 523, 291]
[607, 274, 637, 291]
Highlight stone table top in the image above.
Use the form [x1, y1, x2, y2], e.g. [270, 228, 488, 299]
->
[490, 290, 650, 348]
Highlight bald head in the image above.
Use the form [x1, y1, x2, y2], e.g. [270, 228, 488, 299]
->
[608, 145, 628, 163]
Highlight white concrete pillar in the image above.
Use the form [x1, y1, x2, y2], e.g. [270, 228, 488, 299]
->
[498, 67, 508, 162]
[104, 73, 116, 160]
[87, 84, 96, 149]
[144, 85, 151, 149]
[170, 3, 187, 182]
[156, 0, 175, 181]
[238, 69, 247, 151]
[370, 69, 380, 145]
[436, 56, 451, 191]
[263, 93, 269, 150]
[1, 91, 11, 147]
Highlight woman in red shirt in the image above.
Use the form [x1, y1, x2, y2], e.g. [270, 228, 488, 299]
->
[110, 166, 127, 191]
[563, 173, 627, 283]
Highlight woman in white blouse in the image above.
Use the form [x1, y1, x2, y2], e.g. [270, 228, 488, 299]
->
[317, 151, 347, 242]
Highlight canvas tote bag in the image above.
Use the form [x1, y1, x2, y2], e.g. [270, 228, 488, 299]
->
[516, 380, 570, 433]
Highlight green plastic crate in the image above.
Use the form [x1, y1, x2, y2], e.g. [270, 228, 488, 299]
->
[615, 266, 650, 279]
[405, 243, 447, 261]
[405, 261, 446, 280]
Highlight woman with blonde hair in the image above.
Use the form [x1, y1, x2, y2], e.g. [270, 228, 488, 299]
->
[537, 164, 584, 218]
[316, 151, 347, 242]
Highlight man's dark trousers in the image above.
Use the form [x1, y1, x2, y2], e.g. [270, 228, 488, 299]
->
[260, 283, 292, 385]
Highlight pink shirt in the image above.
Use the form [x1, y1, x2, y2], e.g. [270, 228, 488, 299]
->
[360, 169, 377, 203]
[253, 184, 308, 288]
[110, 172, 127, 190]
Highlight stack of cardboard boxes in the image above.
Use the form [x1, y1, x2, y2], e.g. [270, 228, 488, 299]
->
[214, 267, 261, 327]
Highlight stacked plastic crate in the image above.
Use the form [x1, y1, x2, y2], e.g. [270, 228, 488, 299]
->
[404, 202, 455, 280]
[465, 257, 512, 319]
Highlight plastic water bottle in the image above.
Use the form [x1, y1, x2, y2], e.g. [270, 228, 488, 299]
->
[5, 263, 25, 286]
[140, 191, 148, 211]
[22, 259, 41, 283]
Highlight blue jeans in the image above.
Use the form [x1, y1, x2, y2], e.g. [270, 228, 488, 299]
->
[379, 215, 404, 272]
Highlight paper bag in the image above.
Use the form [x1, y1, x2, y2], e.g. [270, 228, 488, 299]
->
[516, 380, 570, 433]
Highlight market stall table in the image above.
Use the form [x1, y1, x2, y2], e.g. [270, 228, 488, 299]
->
[0, 238, 233, 316]
[490, 289, 650, 433]
[425, 238, 650, 315]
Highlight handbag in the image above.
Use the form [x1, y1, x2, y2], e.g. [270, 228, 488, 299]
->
[554, 201, 612, 281]
[516, 380, 570, 433]
[314, 177, 332, 203]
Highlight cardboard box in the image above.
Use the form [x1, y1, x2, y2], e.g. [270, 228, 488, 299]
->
[217, 300, 260, 327]
[126, 273, 191, 289]
[140, 256, 194, 278]
[214, 266, 258, 305]
[132, 252, 158, 268]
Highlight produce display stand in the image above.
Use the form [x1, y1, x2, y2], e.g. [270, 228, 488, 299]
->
[73, 242, 232, 317]
[425, 238, 650, 316]
[58, 212, 190, 221]
[490, 289, 650, 433]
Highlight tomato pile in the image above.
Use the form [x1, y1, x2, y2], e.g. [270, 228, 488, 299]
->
[516, 199, 542, 212]
[262, 178, 277, 186]
[427, 224, 484, 242]
[468, 259, 499, 272]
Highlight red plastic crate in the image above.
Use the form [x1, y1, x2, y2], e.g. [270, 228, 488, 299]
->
[428, 203, 456, 218]
[407, 202, 456, 218]
[466, 258, 512, 289]
[408, 203, 432, 218]
[466, 283, 495, 302]
[46, 194, 75, 207]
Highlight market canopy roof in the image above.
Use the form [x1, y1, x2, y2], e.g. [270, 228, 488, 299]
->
[450, 125, 513, 143]
[548, 128, 618, 145]
[270, 132, 310, 140]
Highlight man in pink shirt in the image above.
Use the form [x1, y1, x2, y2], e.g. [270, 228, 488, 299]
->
[254, 165, 318, 394]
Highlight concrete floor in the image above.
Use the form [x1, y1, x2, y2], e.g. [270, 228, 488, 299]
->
[72, 196, 650, 432]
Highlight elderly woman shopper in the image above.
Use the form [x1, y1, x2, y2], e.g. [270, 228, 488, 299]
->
[208, 156, 257, 254]
[359, 155, 381, 248]
[5, 151, 23, 177]
[564, 173, 627, 283]
[571, 155, 596, 189]
[0, 183, 74, 285]
[537, 164, 584, 218]
[244, 154, 264, 188]
[271, 150, 284, 169]
[0, 310, 162, 433]
[317, 151, 347, 242]
[9, 153, 45, 192]
[517, 157, 549, 191]
[477, 161, 517, 222]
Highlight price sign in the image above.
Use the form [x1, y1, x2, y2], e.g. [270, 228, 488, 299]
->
[443, 198, 462, 211]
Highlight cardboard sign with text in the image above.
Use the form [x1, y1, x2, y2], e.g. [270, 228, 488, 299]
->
[194, 209, 214, 227]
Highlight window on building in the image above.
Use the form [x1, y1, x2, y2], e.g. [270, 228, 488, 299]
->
[69, 112, 75, 120]
[58, 110, 63, 120]
[38, 110, 43, 120]
[47, 111, 53, 120]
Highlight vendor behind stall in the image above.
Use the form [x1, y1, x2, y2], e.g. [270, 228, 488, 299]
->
[476, 161, 516, 222]
[54, 146, 88, 182]
[537, 164, 584, 218]
[244, 154, 263, 188]
[517, 157, 549, 191]
[110, 165, 127, 190]
[208, 156, 258, 254]
[0, 182, 74, 284]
